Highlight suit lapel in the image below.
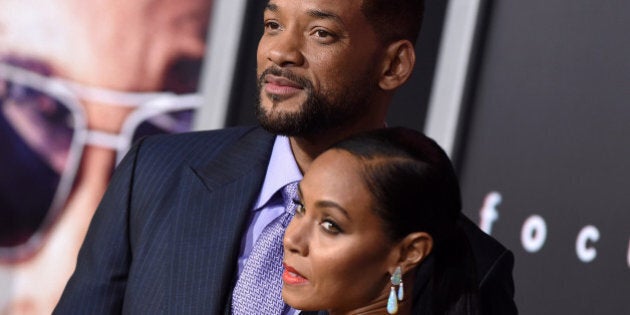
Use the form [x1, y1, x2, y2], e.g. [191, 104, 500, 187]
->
[193, 127, 275, 192]
[164, 128, 275, 314]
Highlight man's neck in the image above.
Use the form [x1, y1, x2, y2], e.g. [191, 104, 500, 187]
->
[288, 120, 386, 173]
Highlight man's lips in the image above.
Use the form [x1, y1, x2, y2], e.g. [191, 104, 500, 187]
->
[282, 263, 308, 285]
[264, 75, 304, 96]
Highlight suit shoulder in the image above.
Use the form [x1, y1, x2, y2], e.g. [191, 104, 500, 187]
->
[459, 215, 507, 253]
[135, 126, 273, 162]
[141, 125, 268, 149]
[458, 214, 513, 282]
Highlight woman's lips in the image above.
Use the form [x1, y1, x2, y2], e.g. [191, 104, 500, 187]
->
[282, 263, 308, 285]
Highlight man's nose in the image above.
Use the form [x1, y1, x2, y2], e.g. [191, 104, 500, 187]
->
[266, 31, 305, 68]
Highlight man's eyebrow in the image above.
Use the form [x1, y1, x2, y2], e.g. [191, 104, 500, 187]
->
[265, 3, 278, 12]
[264, 5, 343, 25]
[306, 9, 343, 24]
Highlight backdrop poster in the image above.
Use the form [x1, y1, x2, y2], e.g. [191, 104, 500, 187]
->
[455, 1, 630, 314]
[0, 0, 213, 313]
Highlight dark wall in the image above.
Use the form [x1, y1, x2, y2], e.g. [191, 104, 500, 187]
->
[225, 0, 449, 132]
[456, 1, 630, 314]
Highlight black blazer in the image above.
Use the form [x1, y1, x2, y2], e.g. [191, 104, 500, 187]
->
[55, 126, 516, 314]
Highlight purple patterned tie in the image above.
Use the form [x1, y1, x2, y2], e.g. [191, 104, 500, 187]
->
[232, 181, 299, 315]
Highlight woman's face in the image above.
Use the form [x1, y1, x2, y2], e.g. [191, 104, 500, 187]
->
[282, 149, 397, 313]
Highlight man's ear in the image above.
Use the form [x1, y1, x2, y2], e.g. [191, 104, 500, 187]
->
[378, 39, 416, 91]
[395, 232, 433, 271]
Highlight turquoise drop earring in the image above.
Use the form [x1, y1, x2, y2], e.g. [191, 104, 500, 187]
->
[387, 266, 404, 314]
[387, 286, 398, 314]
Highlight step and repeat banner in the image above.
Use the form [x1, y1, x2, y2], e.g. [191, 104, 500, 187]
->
[455, 1, 630, 314]
[0, 0, 213, 313]
[2, 0, 628, 314]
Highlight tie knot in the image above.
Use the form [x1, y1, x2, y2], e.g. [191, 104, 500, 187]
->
[281, 181, 299, 215]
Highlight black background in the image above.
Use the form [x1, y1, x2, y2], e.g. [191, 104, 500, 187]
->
[457, 1, 630, 313]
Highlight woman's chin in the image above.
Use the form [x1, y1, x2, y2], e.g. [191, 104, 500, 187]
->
[282, 289, 318, 312]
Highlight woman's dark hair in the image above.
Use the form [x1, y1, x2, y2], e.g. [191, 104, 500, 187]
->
[330, 127, 479, 315]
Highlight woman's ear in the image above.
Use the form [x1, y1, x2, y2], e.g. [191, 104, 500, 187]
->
[378, 39, 416, 91]
[396, 232, 433, 271]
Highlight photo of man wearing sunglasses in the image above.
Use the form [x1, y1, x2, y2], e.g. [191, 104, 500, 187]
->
[0, 0, 213, 313]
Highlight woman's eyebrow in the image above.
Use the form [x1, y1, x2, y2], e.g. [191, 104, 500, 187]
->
[315, 200, 350, 220]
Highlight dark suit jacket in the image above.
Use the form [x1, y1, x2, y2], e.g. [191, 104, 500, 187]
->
[55, 126, 516, 314]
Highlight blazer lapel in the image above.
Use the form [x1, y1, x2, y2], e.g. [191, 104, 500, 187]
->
[164, 127, 275, 314]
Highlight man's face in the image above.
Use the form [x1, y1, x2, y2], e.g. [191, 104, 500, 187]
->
[256, 0, 384, 137]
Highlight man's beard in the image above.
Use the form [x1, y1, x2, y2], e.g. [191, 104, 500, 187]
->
[255, 67, 372, 137]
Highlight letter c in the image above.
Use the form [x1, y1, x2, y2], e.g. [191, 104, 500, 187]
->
[576, 225, 600, 263]
[521, 215, 547, 253]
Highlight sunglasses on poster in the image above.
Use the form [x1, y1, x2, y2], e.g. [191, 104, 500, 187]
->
[0, 62, 202, 263]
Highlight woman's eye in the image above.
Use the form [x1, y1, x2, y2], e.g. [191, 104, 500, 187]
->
[320, 220, 341, 234]
[292, 199, 305, 215]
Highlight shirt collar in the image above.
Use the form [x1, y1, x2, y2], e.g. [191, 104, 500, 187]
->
[253, 135, 303, 211]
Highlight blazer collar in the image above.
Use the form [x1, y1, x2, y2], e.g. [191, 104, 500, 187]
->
[183, 127, 276, 314]
[193, 127, 276, 192]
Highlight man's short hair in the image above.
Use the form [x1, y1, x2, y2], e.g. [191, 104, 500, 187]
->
[361, 0, 425, 44]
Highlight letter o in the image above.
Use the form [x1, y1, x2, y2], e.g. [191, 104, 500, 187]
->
[576, 225, 600, 263]
[521, 215, 547, 253]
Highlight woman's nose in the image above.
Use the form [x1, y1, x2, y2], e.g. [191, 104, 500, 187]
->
[283, 216, 309, 256]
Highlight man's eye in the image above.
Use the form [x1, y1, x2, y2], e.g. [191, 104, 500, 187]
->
[315, 30, 332, 38]
[264, 21, 280, 30]
[311, 28, 338, 44]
